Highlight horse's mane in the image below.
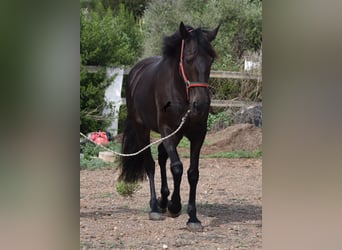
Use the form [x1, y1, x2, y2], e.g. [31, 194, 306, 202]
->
[162, 25, 217, 59]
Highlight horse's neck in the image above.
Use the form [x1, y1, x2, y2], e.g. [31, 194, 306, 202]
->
[161, 57, 182, 80]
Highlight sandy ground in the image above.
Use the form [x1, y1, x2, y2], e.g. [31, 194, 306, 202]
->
[80, 124, 262, 249]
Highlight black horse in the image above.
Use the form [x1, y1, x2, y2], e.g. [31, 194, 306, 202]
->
[119, 22, 219, 231]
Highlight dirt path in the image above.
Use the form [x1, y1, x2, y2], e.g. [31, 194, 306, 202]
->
[80, 158, 262, 249]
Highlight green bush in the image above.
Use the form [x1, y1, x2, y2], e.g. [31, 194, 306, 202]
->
[207, 111, 231, 131]
[116, 181, 141, 197]
[81, 141, 103, 159]
[80, 2, 143, 133]
[209, 78, 241, 100]
[80, 66, 111, 134]
[81, 141, 121, 159]
[80, 3, 142, 66]
[80, 141, 121, 170]
[142, 0, 262, 71]
[81, 0, 149, 20]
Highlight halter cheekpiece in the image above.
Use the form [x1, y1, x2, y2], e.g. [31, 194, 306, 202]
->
[179, 28, 209, 102]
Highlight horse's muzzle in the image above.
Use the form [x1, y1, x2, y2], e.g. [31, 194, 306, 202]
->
[191, 101, 210, 115]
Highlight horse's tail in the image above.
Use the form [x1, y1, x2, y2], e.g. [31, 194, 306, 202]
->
[118, 118, 146, 183]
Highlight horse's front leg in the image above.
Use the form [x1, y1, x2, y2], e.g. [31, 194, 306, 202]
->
[157, 143, 169, 213]
[160, 131, 183, 217]
[186, 130, 207, 231]
[136, 126, 164, 221]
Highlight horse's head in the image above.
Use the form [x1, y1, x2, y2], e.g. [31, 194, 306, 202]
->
[178, 22, 220, 115]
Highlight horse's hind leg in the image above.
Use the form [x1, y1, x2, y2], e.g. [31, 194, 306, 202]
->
[157, 143, 169, 213]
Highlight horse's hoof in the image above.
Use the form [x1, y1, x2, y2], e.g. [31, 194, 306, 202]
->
[167, 210, 182, 218]
[167, 201, 182, 217]
[149, 212, 165, 221]
[186, 222, 203, 232]
[157, 197, 167, 213]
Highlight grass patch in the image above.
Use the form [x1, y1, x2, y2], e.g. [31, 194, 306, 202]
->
[178, 149, 262, 159]
[203, 149, 262, 159]
[207, 111, 231, 131]
[150, 133, 262, 159]
[106, 141, 121, 153]
[178, 137, 190, 148]
[151, 136, 190, 159]
[80, 141, 122, 170]
[80, 157, 114, 170]
[116, 181, 141, 197]
[80, 133, 261, 164]
[81, 141, 122, 159]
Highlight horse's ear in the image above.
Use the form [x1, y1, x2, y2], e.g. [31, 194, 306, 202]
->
[207, 24, 220, 42]
[179, 21, 189, 39]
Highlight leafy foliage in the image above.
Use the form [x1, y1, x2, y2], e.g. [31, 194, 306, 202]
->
[80, 1, 143, 133]
[80, 0, 262, 135]
[80, 141, 121, 170]
[207, 111, 231, 131]
[141, 0, 262, 102]
[142, 0, 262, 71]
[81, 141, 103, 160]
[116, 181, 141, 196]
[81, 141, 121, 159]
[80, 0, 149, 19]
[80, 3, 143, 66]
[80, 157, 111, 170]
[80, 66, 111, 133]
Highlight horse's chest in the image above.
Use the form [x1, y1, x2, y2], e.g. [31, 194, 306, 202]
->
[160, 101, 187, 115]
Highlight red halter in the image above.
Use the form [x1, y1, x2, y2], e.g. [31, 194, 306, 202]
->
[179, 30, 209, 102]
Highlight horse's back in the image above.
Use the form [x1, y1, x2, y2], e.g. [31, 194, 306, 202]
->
[127, 56, 161, 100]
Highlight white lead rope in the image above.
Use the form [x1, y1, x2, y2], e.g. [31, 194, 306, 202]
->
[80, 109, 191, 157]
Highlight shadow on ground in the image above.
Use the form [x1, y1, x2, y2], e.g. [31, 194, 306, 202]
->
[80, 201, 261, 228]
[80, 206, 145, 220]
[198, 202, 262, 227]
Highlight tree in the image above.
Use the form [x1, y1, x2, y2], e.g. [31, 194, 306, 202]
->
[80, 1, 143, 133]
[80, 3, 142, 66]
[142, 0, 262, 71]
[81, 0, 149, 20]
[80, 66, 110, 133]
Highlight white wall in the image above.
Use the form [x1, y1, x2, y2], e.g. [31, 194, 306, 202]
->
[103, 68, 124, 136]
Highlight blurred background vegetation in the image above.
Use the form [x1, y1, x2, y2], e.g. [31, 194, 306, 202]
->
[80, 0, 262, 134]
